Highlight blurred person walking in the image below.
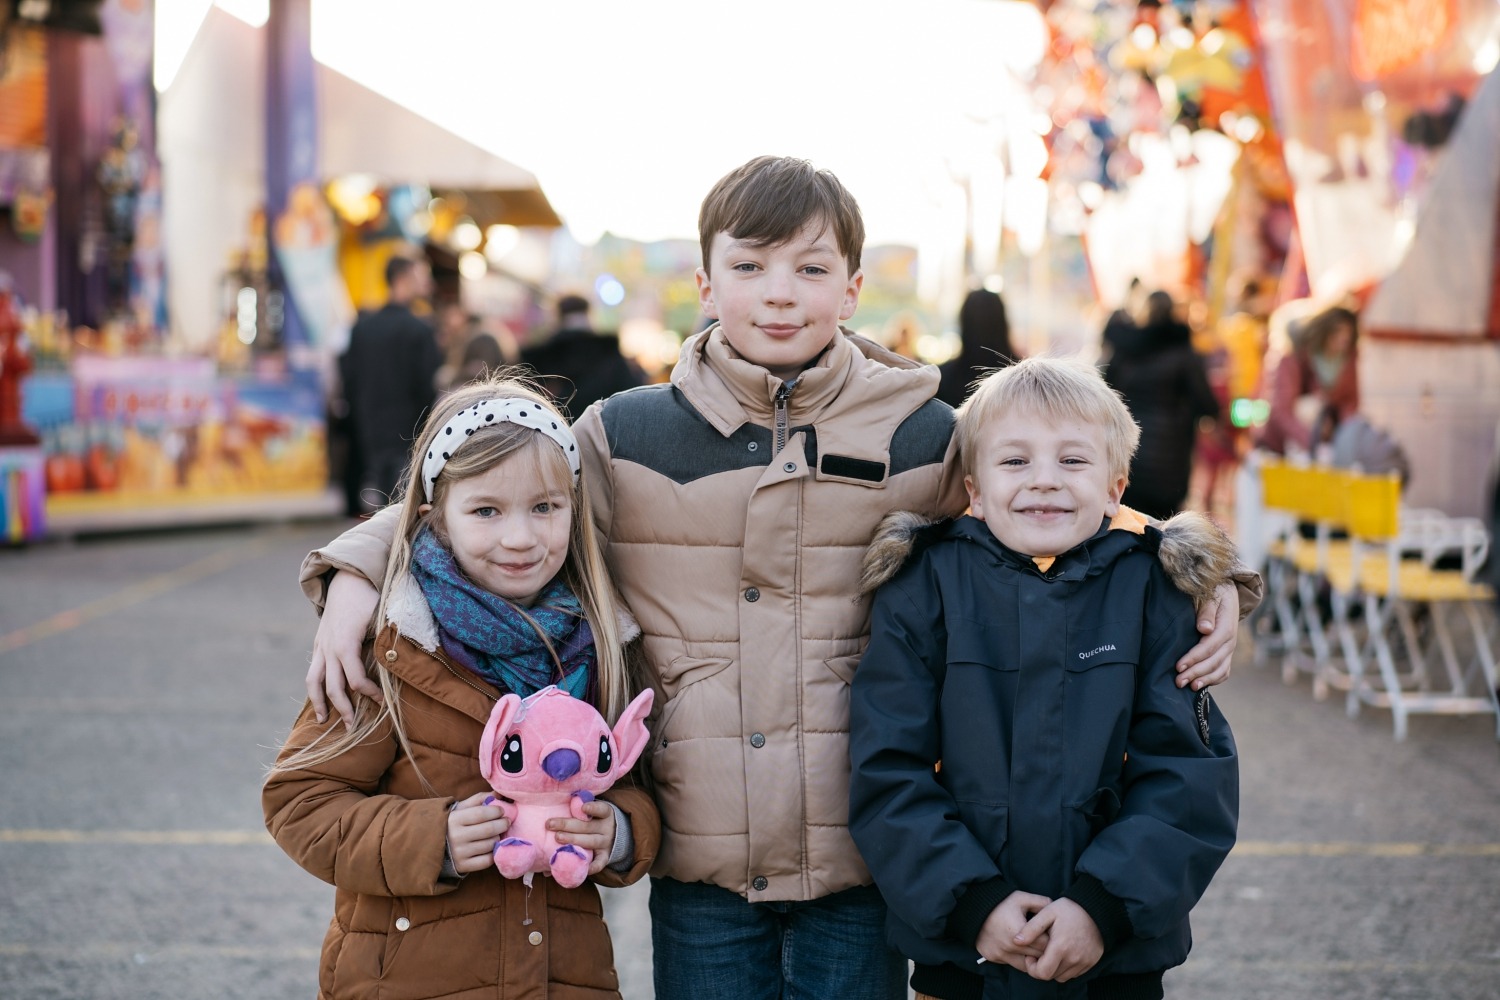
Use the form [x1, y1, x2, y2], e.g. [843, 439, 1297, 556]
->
[935, 287, 1018, 407]
[1196, 277, 1272, 511]
[1255, 305, 1360, 457]
[339, 255, 444, 513]
[520, 293, 647, 420]
[1100, 276, 1147, 361]
[1104, 288, 1220, 520]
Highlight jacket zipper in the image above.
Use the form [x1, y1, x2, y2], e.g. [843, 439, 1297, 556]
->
[774, 382, 794, 454]
[430, 645, 496, 702]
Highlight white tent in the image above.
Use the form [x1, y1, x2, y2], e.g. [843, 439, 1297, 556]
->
[1357, 67, 1500, 517]
[159, 5, 557, 349]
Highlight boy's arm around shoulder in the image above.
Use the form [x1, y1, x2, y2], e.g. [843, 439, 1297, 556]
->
[849, 552, 1021, 947]
[262, 705, 456, 898]
[1068, 553, 1240, 944]
[299, 505, 401, 611]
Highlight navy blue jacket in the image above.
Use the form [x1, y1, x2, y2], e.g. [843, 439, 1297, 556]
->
[849, 516, 1238, 999]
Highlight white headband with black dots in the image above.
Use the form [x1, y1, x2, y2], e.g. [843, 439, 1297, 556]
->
[421, 398, 580, 501]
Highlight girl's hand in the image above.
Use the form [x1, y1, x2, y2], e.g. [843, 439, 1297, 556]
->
[447, 792, 510, 875]
[1176, 581, 1239, 690]
[548, 799, 617, 875]
[307, 571, 382, 728]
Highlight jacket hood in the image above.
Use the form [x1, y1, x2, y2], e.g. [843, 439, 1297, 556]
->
[860, 507, 1236, 604]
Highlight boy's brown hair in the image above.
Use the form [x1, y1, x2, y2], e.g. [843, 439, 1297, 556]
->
[698, 156, 865, 275]
[955, 355, 1141, 483]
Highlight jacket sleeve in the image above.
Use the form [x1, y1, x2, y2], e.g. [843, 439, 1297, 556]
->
[298, 505, 401, 611]
[1185, 351, 1221, 422]
[573, 403, 614, 550]
[594, 781, 660, 888]
[263, 704, 456, 898]
[849, 571, 1017, 946]
[410, 320, 443, 408]
[1071, 572, 1239, 940]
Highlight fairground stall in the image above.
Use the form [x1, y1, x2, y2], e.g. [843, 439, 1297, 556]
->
[0, 0, 560, 540]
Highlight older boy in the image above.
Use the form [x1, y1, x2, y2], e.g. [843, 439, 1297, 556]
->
[298, 157, 1253, 1000]
[849, 357, 1240, 1000]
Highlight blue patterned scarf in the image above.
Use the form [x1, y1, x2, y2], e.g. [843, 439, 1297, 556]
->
[409, 526, 595, 701]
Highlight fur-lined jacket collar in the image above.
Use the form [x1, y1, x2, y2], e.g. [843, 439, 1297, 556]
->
[859, 507, 1237, 605]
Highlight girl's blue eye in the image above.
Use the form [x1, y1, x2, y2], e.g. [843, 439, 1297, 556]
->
[534, 502, 553, 514]
[475, 506, 496, 517]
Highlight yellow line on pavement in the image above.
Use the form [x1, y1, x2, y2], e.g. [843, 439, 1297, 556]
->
[0, 942, 321, 960]
[1234, 840, 1500, 857]
[0, 829, 274, 845]
[5, 830, 1498, 857]
[0, 534, 281, 655]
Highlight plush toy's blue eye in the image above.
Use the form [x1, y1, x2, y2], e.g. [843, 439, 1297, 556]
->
[596, 735, 613, 774]
[501, 734, 524, 774]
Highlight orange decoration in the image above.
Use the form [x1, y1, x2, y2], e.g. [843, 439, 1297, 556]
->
[1351, 0, 1455, 80]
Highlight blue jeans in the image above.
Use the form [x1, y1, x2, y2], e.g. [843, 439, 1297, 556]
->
[649, 876, 908, 1000]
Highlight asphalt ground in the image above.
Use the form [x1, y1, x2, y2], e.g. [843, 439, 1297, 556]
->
[1, 520, 1497, 999]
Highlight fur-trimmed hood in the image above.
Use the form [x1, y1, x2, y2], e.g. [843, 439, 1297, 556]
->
[859, 507, 1237, 605]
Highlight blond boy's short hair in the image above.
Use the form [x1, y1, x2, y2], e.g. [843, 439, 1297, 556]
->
[698, 156, 865, 276]
[955, 356, 1141, 483]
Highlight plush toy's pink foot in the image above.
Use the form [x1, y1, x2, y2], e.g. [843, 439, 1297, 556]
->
[550, 844, 591, 889]
[494, 838, 543, 880]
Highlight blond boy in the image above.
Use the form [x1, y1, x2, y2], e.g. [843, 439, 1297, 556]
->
[850, 358, 1239, 1000]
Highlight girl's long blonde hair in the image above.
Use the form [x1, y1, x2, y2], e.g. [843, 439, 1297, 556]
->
[269, 372, 632, 780]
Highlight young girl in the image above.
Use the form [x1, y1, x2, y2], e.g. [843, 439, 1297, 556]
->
[263, 374, 658, 1000]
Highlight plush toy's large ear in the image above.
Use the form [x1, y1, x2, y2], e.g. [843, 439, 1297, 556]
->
[478, 693, 524, 785]
[609, 688, 655, 777]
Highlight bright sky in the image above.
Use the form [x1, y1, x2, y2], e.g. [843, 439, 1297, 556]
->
[157, 0, 1048, 247]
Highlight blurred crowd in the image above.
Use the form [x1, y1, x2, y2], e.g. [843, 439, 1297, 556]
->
[334, 245, 1392, 528]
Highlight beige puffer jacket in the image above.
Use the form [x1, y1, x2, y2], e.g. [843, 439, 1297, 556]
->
[574, 328, 969, 901]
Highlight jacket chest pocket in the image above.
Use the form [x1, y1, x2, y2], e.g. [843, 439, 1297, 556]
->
[944, 625, 1015, 674]
[1063, 622, 1138, 764]
[1065, 622, 1139, 676]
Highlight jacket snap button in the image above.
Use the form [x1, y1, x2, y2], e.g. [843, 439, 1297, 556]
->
[528, 931, 543, 946]
[750, 733, 765, 748]
[384, 649, 398, 662]
[747, 441, 758, 452]
[744, 587, 760, 602]
[752, 876, 768, 891]
[395, 917, 410, 931]
[783, 462, 796, 473]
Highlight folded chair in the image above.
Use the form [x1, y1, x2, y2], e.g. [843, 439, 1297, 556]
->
[1328, 471, 1498, 741]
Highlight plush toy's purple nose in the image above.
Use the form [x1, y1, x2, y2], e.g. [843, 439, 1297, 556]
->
[542, 748, 581, 781]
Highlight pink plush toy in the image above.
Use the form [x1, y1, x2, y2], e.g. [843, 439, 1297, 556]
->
[477, 685, 654, 888]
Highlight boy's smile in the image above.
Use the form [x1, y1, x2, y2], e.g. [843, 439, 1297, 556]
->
[696, 220, 863, 383]
[964, 407, 1127, 558]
